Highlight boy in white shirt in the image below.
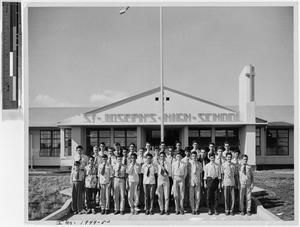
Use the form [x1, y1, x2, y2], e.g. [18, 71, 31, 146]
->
[172, 152, 187, 215]
[156, 152, 171, 215]
[141, 153, 157, 215]
[98, 154, 113, 215]
[188, 151, 203, 215]
[126, 153, 142, 215]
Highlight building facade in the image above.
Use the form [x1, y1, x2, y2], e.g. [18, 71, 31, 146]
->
[28, 66, 294, 168]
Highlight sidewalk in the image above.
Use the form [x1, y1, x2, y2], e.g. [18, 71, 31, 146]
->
[56, 186, 282, 224]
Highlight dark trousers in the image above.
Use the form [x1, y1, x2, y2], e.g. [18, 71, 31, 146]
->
[138, 174, 144, 208]
[71, 182, 84, 212]
[206, 177, 219, 210]
[143, 184, 155, 211]
[86, 188, 96, 209]
[169, 177, 174, 208]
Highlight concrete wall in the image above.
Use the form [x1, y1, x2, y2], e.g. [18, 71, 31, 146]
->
[239, 125, 256, 165]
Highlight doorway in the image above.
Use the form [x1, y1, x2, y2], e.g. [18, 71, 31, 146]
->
[145, 127, 180, 147]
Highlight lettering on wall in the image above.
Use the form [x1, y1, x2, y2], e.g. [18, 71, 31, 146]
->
[80, 113, 240, 124]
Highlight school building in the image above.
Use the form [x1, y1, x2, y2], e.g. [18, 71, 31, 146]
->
[28, 66, 294, 168]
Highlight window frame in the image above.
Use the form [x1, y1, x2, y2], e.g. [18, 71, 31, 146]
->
[256, 127, 261, 156]
[39, 130, 60, 157]
[266, 128, 289, 156]
[64, 128, 72, 156]
[114, 128, 137, 148]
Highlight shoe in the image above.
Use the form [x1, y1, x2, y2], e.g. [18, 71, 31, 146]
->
[114, 210, 120, 215]
[92, 209, 96, 214]
[208, 210, 213, 215]
[160, 210, 164, 215]
[181, 210, 184, 215]
[225, 211, 229, 216]
[247, 211, 252, 216]
[79, 210, 85, 215]
[131, 210, 135, 215]
[121, 211, 125, 215]
[150, 210, 154, 215]
[145, 210, 150, 215]
[101, 210, 105, 215]
[86, 209, 91, 214]
[241, 212, 245, 216]
[197, 211, 200, 215]
[135, 207, 141, 212]
[176, 211, 180, 215]
[214, 209, 219, 215]
[73, 211, 78, 215]
[230, 211, 234, 216]
[165, 210, 170, 215]
[105, 210, 109, 215]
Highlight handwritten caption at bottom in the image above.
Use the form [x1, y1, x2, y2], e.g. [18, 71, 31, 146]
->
[56, 220, 110, 225]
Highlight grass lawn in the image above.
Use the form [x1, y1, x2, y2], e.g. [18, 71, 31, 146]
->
[254, 169, 294, 221]
[28, 171, 71, 220]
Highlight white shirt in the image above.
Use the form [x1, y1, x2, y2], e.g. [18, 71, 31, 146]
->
[141, 163, 157, 184]
[204, 162, 221, 180]
[126, 163, 141, 183]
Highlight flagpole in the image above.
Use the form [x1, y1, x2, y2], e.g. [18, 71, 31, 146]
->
[160, 6, 164, 143]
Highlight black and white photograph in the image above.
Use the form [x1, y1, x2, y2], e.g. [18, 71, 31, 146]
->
[0, 0, 298, 226]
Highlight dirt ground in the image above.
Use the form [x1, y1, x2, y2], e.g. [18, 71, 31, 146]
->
[254, 169, 294, 221]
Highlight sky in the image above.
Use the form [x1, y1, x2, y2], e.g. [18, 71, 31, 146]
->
[28, 5, 294, 107]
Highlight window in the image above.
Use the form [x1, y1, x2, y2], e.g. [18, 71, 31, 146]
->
[266, 129, 289, 156]
[40, 130, 60, 157]
[188, 128, 212, 148]
[64, 129, 72, 156]
[114, 128, 137, 148]
[256, 128, 261, 156]
[87, 129, 111, 156]
[215, 128, 239, 150]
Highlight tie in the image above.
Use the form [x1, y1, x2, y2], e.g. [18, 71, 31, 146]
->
[75, 170, 79, 180]
[129, 164, 134, 175]
[108, 157, 112, 165]
[160, 162, 165, 175]
[101, 164, 106, 175]
[213, 164, 216, 178]
[147, 166, 150, 177]
[219, 157, 222, 166]
[192, 162, 196, 174]
[178, 161, 180, 168]
[243, 164, 247, 175]
[118, 164, 121, 177]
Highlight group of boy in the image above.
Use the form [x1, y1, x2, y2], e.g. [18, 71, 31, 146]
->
[70, 141, 254, 216]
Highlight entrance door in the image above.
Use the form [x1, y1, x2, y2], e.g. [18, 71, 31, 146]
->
[145, 128, 180, 147]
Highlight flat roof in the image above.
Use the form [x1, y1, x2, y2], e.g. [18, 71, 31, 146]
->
[29, 105, 294, 127]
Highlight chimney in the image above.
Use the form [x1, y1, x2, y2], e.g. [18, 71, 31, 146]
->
[239, 65, 256, 123]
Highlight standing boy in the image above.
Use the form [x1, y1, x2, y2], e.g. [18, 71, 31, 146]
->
[136, 147, 145, 210]
[172, 152, 187, 215]
[141, 153, 157, 215]
[156, 152, 171, 215]
[112, 154, 127, 215]
[98, 154, 114, 215]
[84, 156, 98, 214]
[221, 152, 238, 216]
[188, 151, 203, 215]
[126, 153, 142, 214]
[70, 161, 85, 214]
[238, 154, 254, 216]
[204, 153, 221, 215]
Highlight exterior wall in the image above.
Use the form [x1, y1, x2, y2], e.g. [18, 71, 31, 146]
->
[239, 126, 256, 165]
[29, 127, 61, 166]
[256, 128, 294, 165]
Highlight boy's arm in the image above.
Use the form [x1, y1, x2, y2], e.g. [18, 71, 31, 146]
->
[250, 167, 254, 189]
[70, 171, 73, 184]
